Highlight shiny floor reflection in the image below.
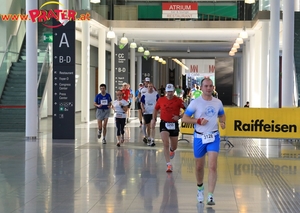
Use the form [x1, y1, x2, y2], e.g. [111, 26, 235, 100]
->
[0, 111, 300, 213]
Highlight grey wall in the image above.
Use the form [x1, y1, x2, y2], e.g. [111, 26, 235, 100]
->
[215, 57, 234, 106]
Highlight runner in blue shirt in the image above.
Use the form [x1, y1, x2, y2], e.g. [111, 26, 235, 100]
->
[94, 84, 112, 144]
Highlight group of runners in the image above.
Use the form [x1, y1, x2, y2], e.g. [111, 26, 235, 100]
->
[93, 78, 226, 206]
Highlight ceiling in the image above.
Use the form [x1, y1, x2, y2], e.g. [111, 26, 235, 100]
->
[80, 11, 257, 59]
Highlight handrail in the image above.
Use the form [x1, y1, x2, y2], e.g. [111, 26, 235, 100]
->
[37, 44, 50, 87]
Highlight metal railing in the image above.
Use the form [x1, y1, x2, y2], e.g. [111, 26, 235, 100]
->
[37, 44, 51, 106]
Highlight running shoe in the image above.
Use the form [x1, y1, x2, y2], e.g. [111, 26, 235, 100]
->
[148, 139, 155, 147]
[166, 164, 173, 172]
[197, 186, 204, 203]
[207, 193, 215, 205]
[143, 137, 148, 143]
[97, 130, 102, 139]
[147, 138, 151, 146]
[170, 149, 175, 159]
[102, 138, 106, 144]
[116, 142, 120, 147]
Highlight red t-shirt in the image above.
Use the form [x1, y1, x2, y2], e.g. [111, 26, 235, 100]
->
[121, 89, 131, 101]
[155, 96, 185, 122]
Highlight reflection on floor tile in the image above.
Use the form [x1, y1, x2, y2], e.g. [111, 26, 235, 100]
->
[0, 111, 299, 213]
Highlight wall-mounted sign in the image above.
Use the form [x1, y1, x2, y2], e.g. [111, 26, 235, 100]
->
[114, 44, 128, 90]
[162, 3, 198, 19]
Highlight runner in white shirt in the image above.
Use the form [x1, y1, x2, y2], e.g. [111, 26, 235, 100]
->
[111, 90, 129, 147]
[182, 78, 226, 205]
[138, 77, 150, 143]
[140, 82, 159, 146]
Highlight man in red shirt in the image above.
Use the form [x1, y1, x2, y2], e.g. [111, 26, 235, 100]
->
[151, 84, 185, 172]
[121, 83, 131, 122]
[121, 83, 131, 102]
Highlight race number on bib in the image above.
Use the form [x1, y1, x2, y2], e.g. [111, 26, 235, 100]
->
[165, 123, 175, 130]
[116, 113, 123, 118]
[201, 133, 215, 144]
[101, 100, 108, 105]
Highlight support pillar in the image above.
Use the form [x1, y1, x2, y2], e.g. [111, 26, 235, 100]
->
[269, 0, 280, 107]
[26, 0, 38, 137]
[81, 21, 90, 122]
[282, 0, 295, 107]
[137, 56, 142, 84]
[130, 48, 135, 110]
[260, 22, 269, 107]
[98, 28, 106, 86]
[109, 37, 117, 101]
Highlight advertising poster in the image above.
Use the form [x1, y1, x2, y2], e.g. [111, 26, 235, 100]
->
[184, 59, 215, 87]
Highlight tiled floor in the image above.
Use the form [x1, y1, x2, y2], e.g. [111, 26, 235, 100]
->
[0, 110, 300, 213]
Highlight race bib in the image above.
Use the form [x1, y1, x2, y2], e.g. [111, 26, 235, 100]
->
[165, 123, 175, 130]
[116, 113, 123, 118]
[202, 132, 215, 144]
[101, 100, 108, 105]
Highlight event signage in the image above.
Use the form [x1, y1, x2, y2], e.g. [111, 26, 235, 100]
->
[184, 59, 215, 87]
[162, 3, 198, 19]
[180, 108, 300, 139]
[52, 20, 75, 139]
[114, 44, 129, 90]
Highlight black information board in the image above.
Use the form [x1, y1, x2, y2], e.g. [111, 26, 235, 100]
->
[114, 44, 128, 90]
[52, 20, 75, 139]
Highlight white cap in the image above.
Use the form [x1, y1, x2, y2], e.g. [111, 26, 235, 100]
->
[165, 84, 175, 92]
[145, 77, 150, 82]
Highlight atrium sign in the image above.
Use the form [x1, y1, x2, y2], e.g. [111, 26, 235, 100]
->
[162, 3, 198, 19]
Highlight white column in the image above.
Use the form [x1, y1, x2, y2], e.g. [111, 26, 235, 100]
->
[260, 22, 269, 107]
[282, 0, 295, 107]
[254, 28, 262, 107]
[98, 28, 106, 86]
[26, 0, 38, 138]
[137, 56, 142, 83]
[59, 0, 69, 25]
[81, 21, 90, 122]
[130, 47, 135, 110]
[241, 41, 248, 107]
[109, 37, 117, 102]
[249, 35, 258, 107]
[233, 58, 240, 106]
[269, 0, 280, 108]
[152, 60, 158, 88]
[295, 0, 300, 11]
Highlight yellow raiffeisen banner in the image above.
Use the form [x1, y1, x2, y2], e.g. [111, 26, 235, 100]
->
[180, 107, 300, 139]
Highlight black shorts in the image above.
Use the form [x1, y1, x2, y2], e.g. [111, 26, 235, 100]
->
[128, 102, 131, 108]
[143, 114, 152, 124]
[137, 102, 141, 110]
[159, 120, 179, 137]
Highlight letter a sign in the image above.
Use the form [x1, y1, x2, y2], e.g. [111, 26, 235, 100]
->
[52, 19, 75, 140]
